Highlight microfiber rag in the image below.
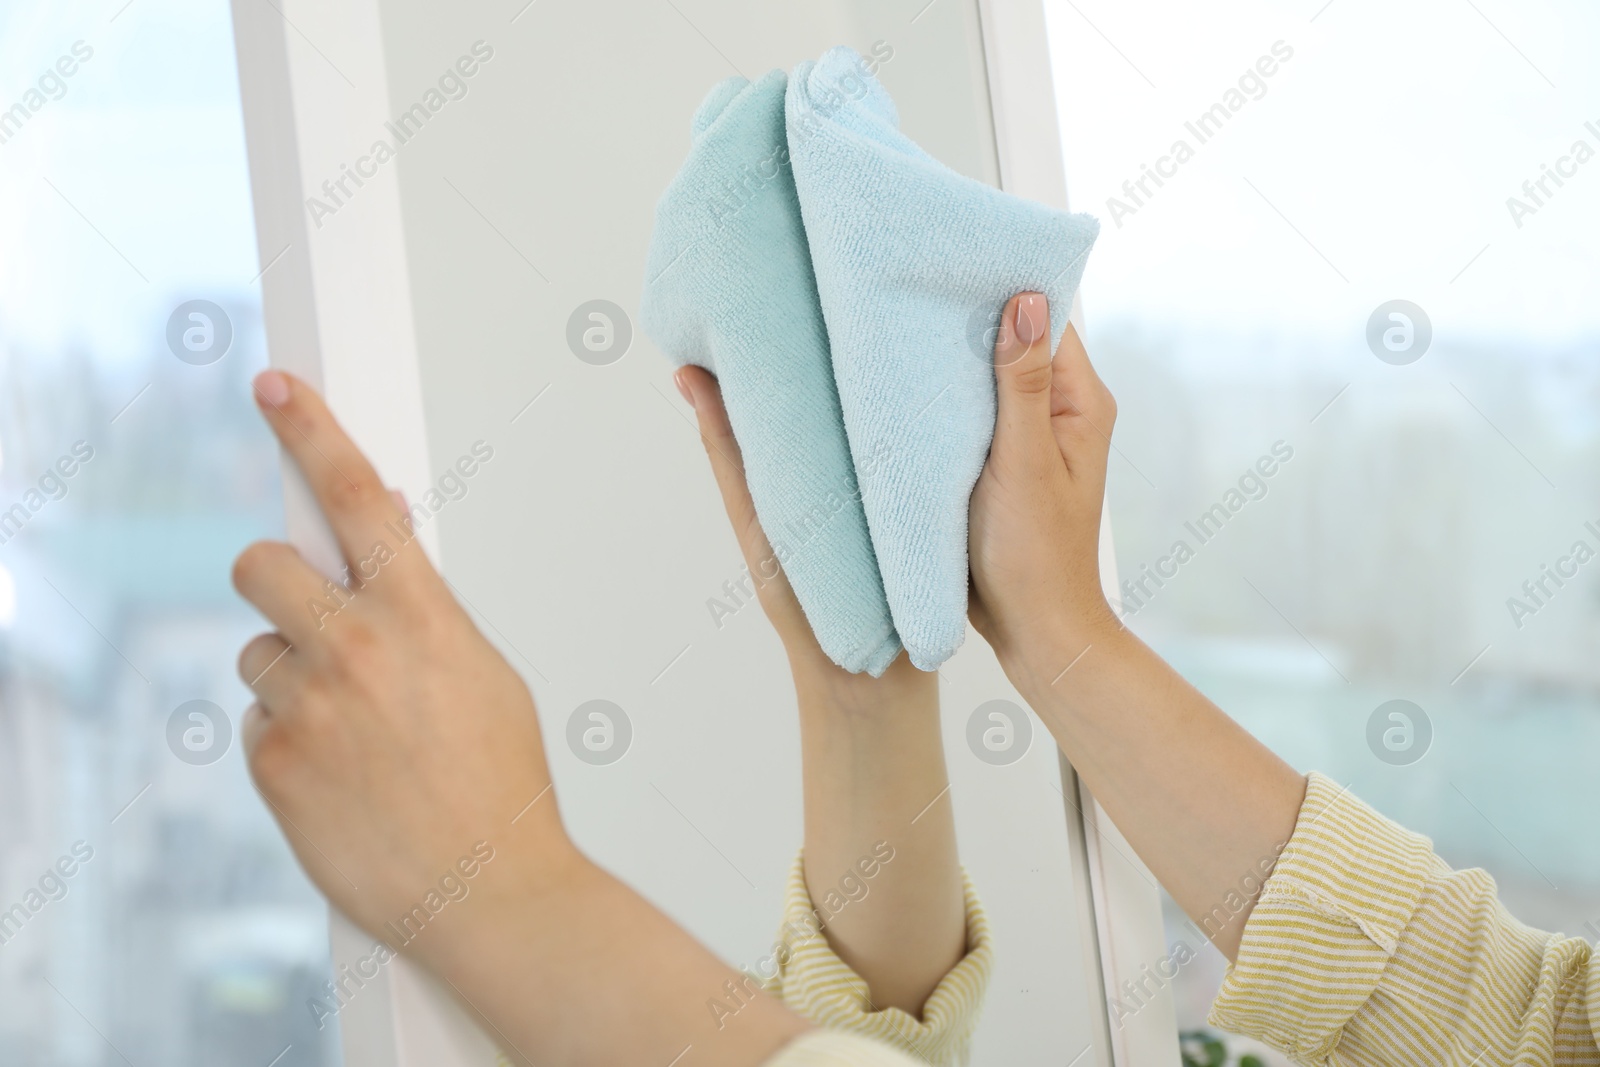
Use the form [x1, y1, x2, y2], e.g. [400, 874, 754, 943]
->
[787, 46, 1100, 670]
[639, 70, 903, 676]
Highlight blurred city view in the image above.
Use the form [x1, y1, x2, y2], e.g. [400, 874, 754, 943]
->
[0, 0, 337, 1063]
[0, 0, 1596, 1063]
[1049, 0, 1600, 1057]
[1098, 325, 1600, 1050]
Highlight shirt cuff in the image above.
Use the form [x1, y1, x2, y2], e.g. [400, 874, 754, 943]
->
[1588, 948, 1600, 1053]
[763, 851, 993, 1066]
[762, 1029, 930, 1067]
[1208, 771, 1443, 1063]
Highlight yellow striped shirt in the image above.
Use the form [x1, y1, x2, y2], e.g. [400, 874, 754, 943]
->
[764, 852, 993, 1066]
[1211, 771, 1600, 1065]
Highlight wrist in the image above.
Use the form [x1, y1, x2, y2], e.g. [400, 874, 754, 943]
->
[999, 608, 1134, 709]
[411, 840, 812, 1066]
[788, 648, 937, 722]
[408, 818, 591, 974]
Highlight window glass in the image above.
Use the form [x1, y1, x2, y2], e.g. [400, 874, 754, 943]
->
[0, 1, 338, 1063]
[1049, 1, 1599, 1060]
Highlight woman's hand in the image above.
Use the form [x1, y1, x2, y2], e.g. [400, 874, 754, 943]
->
[669, 367, 896, 686]
[967, 292, 1122, 681]
[675, 366, 965, 1017]
[232, 370, 573, 941]
[673, 365, 938, 712]
[964, 299, 1306, 961]
[233, 370, 807, 1066]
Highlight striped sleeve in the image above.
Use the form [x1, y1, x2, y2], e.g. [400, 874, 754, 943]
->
[1210, 771, 1600, 1066]
[762, 852, 992, 1067]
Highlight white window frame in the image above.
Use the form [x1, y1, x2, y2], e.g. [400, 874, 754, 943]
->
[230, 0, 1177, 1062]
[976, 5, 1179, 1063]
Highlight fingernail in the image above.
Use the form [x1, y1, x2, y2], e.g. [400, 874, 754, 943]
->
[389, 489, 408, 513]
[1014, 293, 1047, 346]
[674, 368, 697, 410]
[254, 370, 291, 407]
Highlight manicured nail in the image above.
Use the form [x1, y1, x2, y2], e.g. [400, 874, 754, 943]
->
[674, 368, 697, 410]
[1014, 293, 1047, 346]
[254, 370, 291, 407]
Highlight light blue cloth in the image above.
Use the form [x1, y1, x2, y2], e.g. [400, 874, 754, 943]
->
[787, 47, 1100, 670]
[642, 49, 1099, 674]
[639, 70, 902, 676]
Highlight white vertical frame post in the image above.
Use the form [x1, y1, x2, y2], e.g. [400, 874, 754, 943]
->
[973, 1, 1181, 1063]
[230, 1, 503, 1064]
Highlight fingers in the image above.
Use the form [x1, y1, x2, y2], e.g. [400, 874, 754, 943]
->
[233, 539, 337, 646]
[238, 631, 301, 706]
[238, 626, 294, 776]
[674, 366, 769, 560]
[990, 292, 1060, 468]
[251, 370, 418, 579]
[1048, 322, 1118, 475]
[240, 702, 274, 769]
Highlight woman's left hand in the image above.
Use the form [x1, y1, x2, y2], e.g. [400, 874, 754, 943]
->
[675, 365, 965, 1016]
[232, 370, 573, 946]
[672, 366, 857, 677]
[232, 369, 809, 1067]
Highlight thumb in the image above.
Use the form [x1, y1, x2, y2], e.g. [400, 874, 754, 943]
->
[990, 292, 1058, 466]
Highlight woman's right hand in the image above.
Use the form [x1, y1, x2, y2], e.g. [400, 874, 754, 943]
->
[966, 296, 1308, 962]
[967, 292, 1123, 686]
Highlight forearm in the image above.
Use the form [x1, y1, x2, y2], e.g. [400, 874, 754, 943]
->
[420, 833, 809, 1067]
[964, 308, 1306, 960]
[669, 365, 966, 1017]
[789, 651, 965, 1015]
[1004, 618, 1306, 960]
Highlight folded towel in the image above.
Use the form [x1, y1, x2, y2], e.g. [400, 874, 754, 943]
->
[786, 47, 1099, 670]
[640, 70, 903, 676]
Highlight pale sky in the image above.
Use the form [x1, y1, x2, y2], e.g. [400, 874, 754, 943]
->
[1, 0, 1595, 375]
[1047, 0, 1600, 349]
[0, 0, 258, 367]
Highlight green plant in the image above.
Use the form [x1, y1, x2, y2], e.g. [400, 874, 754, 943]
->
[1179, 1028, 1265, 1067]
